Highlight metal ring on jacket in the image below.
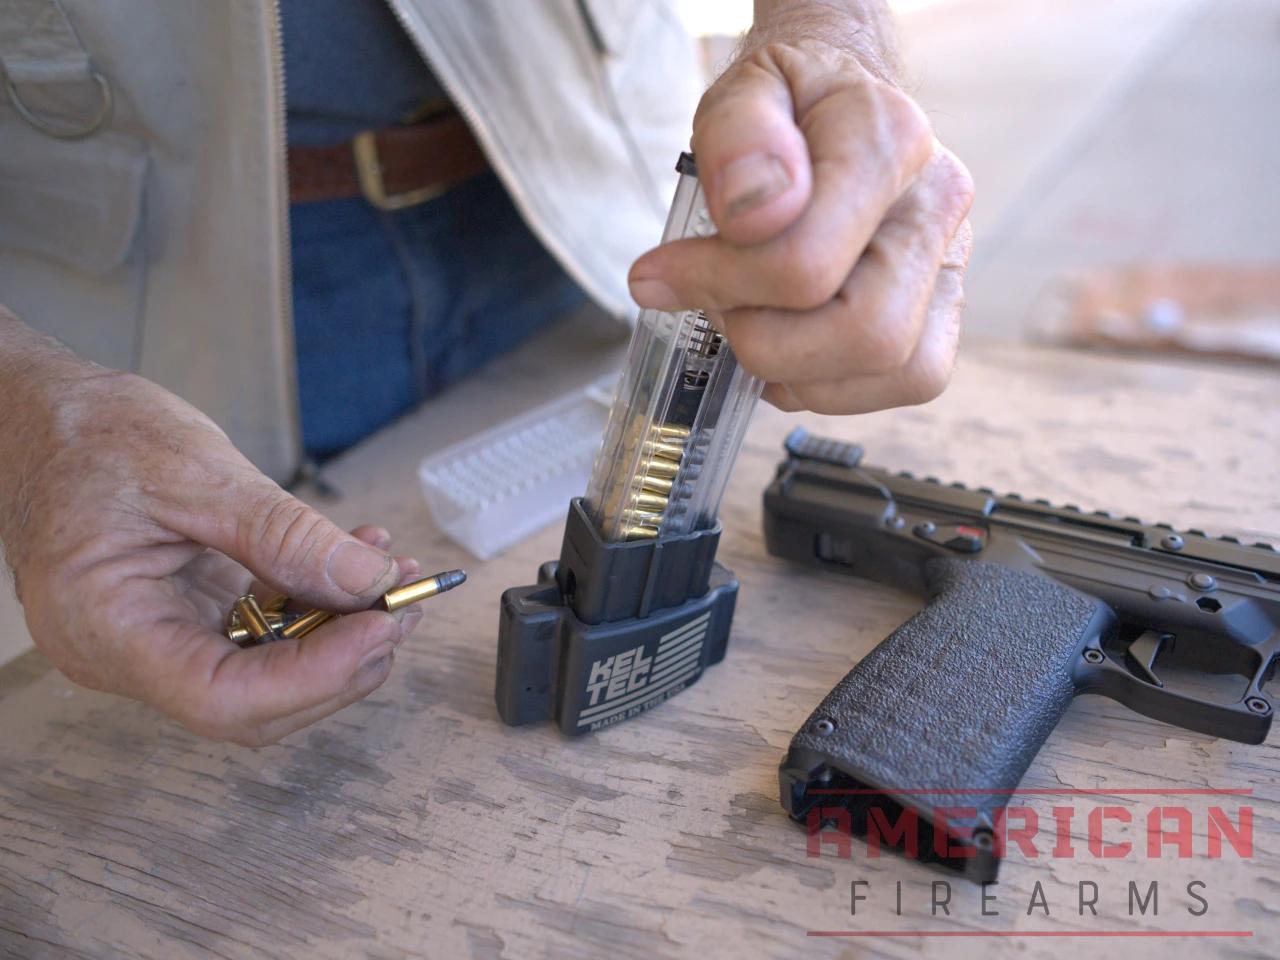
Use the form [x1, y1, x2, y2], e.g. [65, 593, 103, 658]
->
[5, 69, 113, 140]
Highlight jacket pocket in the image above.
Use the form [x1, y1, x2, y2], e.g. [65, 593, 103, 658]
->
[0, 113, 148, 275]
[577, 0, 703, 212]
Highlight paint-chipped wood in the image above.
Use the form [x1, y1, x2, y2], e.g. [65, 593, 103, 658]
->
[1, 342, 1277, 959]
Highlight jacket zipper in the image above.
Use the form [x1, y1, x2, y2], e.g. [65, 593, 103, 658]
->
[266, 0, 304, 471]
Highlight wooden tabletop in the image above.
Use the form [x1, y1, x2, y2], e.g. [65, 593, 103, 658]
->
[1, 328, 1277, 959]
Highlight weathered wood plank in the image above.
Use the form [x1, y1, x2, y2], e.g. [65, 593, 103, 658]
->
[0, 341, 1276, 959]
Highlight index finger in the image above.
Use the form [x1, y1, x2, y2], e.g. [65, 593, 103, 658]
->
[630, 43, 934, 313]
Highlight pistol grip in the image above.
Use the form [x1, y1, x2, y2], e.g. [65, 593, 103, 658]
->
[780, 558, 1113, 881]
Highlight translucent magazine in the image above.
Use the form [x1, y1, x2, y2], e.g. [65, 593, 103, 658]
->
[584, 153, 764, 543]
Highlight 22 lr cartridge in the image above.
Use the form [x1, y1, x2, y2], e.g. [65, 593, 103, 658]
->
[225, 570, 467, 647]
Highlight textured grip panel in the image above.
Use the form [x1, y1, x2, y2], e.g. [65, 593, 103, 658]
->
[784, 559, 1112, 874]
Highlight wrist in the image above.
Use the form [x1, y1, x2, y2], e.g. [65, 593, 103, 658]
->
[0, 306, 105, 407]
[0, 307, 105, 565]
[746, 0, 898, 82]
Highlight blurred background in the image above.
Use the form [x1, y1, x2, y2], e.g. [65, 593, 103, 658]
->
[679, 0, 1280, 361]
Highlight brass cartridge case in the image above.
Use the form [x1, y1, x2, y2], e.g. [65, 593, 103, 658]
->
[642, 457, 680, 480]
[654, 423, 691, 440]
[642, 440, 686, 462]
[227, 612, 287, 645]
[379, 569, 468, 612]
[280, 609, 337, 641]
[233, 596, 278, 644]
[641, 475, 673, 495]
[620, 524, 660, 540]
[629, 491, 669, 513]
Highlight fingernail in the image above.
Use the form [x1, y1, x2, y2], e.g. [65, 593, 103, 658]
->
[328, 541, 396, 599]
[358, 643, 394, 676]
[721, 153, 791, 218]
[370, 528, 392, 550]
[629, 278, 681, 311]
[397, 556, 422, 581]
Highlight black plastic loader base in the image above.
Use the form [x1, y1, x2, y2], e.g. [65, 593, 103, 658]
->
[496, 499, 737, 735]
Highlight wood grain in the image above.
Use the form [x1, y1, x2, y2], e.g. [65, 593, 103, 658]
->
[0, 341, 1277, 959]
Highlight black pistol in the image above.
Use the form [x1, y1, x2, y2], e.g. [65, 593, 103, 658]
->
[765, 428, 1279, 882]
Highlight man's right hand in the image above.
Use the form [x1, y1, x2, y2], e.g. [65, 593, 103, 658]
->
[0, 310, 420, 746]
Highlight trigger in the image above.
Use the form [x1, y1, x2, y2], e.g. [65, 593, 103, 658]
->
[1124, 630, 1171, 687]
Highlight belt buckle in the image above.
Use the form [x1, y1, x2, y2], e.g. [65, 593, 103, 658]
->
[353, 129, 448, 212]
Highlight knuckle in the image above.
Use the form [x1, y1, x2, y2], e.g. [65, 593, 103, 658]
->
[802, 385, 854, 417]
[879, 86, 933, 166]
[350, 610, 400, 652]
[938, 152, 976, 221]
[749, 40, 807, 72]
[935, 263, 969, 316]
[947, 218, 975, 268]
[900, 342, 957, 407]
[777, 237, 848, 309]
[692, 43, 805, 144]
[840, 258, 920, 375]
[759, 38, 849, 79]
[924, 149, 976, 238]
[695, 55, 773, 121]
[724, 323, 784, 382]
[858, 313, 917, 374]
[811, 397, 849, 417]
[361, 658, 394, 695]
[902, 366, 951, 407]
[242, 491, 328, 570]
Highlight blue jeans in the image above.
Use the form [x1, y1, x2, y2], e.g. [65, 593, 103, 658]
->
[290, 171, 585, 459]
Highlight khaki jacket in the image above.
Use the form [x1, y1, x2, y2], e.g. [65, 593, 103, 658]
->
[0, 0, 701, 480]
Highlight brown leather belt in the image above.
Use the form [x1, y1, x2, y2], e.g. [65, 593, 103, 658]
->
[287, 113, 488, 210]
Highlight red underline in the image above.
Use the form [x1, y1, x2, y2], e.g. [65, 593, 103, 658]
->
[807, 788, 1253, 796]
[806, 931, 1253, 938]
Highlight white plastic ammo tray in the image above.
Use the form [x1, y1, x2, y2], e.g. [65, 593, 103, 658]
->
[417, 377, 616, 559]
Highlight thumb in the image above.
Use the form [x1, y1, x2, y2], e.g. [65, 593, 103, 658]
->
[174, 475, 400, 611]
[688, 56, 812, 246]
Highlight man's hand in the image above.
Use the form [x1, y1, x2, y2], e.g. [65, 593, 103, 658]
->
[0, 314, 421, 746]
[629, 4, 973, 414]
